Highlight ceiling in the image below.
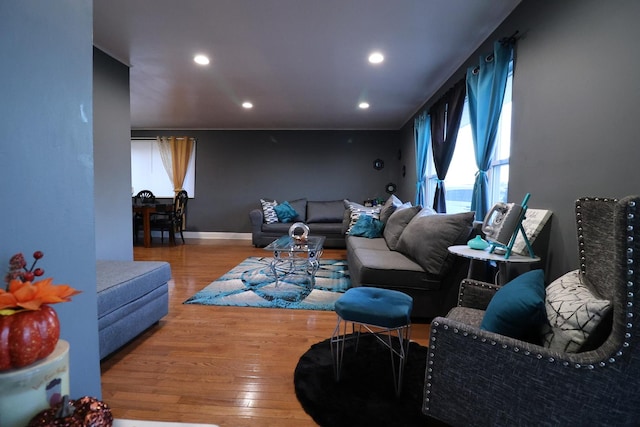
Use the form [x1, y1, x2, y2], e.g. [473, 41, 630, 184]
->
[93, 0, 521, 130]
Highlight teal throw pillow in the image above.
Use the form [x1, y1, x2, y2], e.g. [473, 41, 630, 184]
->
[274, 201, 298, 223]
[349, 215, 384, 238]
[480, 269, 547, 341]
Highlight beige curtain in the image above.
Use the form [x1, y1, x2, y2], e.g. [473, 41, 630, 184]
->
[156, 136, 195, 195]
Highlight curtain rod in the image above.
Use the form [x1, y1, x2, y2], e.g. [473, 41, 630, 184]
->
[499, 30, 520, 46]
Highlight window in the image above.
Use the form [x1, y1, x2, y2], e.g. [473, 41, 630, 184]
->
[131, 138, 196, 198]
[424, 72, 512, 214]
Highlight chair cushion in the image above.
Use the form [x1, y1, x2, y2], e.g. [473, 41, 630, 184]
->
[335, 287, 413, 328]
[382, 205, 421, 250]
[395, 210, 474, 276]
[480, 269, 547, 340]
[541, 269, 612, 352]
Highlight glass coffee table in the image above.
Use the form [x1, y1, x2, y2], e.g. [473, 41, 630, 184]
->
[264, 235, 325, 286]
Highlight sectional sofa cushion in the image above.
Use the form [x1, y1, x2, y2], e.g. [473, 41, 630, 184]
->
[379, 194, 403, 223]
[396, 210, 474, 276]
[306, 200, 345, 223]
[288, 198, 307, 222]
[383, 205, 421, 250]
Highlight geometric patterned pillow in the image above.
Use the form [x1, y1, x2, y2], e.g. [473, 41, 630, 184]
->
[542, 269, 612, 353]
[260, 199, 279, 224]
[344, 203, 381, 235]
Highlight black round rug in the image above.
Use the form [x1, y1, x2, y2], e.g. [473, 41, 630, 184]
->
[294, 334, 450, 427]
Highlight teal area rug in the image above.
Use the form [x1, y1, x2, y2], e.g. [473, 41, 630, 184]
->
[184, 257, 350, 310]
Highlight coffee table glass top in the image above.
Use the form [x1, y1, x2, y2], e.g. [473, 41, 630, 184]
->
[264, 235, 326, 253]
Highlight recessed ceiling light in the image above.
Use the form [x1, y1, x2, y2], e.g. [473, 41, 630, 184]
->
[368, 52, 384, 64]
[193, 54, 210, 65]
[359, 102, 370, 109]
[242, 101, 253, 109]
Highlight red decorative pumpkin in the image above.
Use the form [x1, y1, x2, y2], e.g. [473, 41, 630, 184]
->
[0, 305, 60, 371]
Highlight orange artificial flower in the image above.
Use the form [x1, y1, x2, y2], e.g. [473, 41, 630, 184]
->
[0, 278, 81, 311]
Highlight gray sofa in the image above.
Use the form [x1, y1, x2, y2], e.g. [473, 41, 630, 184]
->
[347, 204, 478, 319]
[250, 198, 347, 248]
[97, 260, 171, 359]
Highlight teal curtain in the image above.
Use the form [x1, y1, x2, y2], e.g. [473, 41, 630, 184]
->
[414, 112, 431, 206]
[467, 41, 514, 220]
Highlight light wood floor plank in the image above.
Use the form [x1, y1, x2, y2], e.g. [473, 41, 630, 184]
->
[100, 239, 430, 426]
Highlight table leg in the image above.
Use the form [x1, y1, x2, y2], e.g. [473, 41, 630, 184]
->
[143, 211, 152, 248]
[271, 251, 281, 286]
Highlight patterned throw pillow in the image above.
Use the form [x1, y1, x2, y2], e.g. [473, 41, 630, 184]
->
[260, 199, 279, 224]
[344, 201, 381, 235]
[542, 270, 612, 353]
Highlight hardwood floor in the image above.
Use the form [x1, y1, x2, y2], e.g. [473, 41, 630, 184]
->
[100, 239, 431, 426]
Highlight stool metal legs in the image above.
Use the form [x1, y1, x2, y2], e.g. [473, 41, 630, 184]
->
[330, 316, 411, 396]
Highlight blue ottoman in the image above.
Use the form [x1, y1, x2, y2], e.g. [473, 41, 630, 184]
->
[330, 287, 413, 395]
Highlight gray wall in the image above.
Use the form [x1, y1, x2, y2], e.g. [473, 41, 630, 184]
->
[94, 48, 134, 260]
[399, 0, 640, 281]
[132, 129, 402, 232]
[0, 2, 101, 397]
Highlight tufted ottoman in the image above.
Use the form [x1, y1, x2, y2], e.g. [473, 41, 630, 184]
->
[330, 287, 413, 395]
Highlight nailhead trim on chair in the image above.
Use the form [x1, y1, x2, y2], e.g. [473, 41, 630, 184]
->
[424, 197, 639, 412]
[457, 279, 500, 306]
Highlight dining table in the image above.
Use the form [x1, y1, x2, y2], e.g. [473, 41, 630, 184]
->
[133, 202, 172, 248]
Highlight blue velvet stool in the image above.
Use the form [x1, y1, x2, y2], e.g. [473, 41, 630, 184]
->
[330, 287, 413, 396]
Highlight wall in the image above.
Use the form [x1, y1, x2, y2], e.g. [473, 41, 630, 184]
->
[0, 1, 101, 397]
[132, 129, 402, 232]
[399, 0, 640, 281]
[94, 48, 133, 260]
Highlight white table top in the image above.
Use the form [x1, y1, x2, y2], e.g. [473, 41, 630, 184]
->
[448, 245, 540, 263]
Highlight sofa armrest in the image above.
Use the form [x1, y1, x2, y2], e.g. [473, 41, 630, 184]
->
[249, 208, 264, 227]
[457, 279, 500, 310]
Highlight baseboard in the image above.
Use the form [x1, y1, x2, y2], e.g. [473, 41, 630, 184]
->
[182, 231, 252, 240]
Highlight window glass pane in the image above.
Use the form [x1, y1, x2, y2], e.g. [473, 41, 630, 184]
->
[131, 139, 196, 198]
[490, 164, 509, 204]
[444, 114, 475, 214]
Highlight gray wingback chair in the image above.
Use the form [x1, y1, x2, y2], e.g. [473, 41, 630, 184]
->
[423, 196, 640, 426]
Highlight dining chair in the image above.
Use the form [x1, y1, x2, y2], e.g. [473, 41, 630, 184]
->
[151, 190, 189, 244]
[133, 190, 156, 243]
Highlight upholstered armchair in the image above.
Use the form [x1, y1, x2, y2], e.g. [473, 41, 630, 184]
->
[423, 196, 640, 426]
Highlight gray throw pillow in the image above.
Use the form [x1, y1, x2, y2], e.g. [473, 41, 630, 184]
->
[307, 200, 345, 223]
[396, 211, 475, 276]
[287, 198, 307, 222]
[383, 205, 422, 250]
[379, 194, 403, 224]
